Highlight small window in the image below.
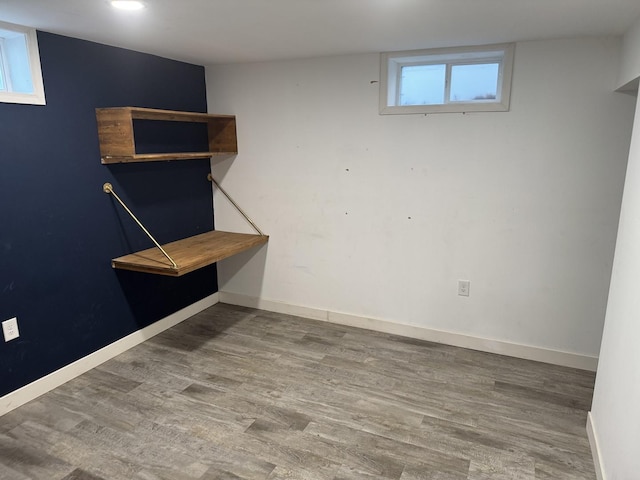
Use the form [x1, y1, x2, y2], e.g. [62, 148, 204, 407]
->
[380, 43, 514, 115]
[0, 21, 46, 105]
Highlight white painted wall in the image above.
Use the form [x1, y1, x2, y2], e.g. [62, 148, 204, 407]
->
[590, 18, 640, 480]
[206, 37, 634, 362]
[618, 16, 640, 90]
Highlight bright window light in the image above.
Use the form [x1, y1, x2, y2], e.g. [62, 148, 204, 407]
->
[0, 51, 6, 91]
[399, 64, 446, 105]
[380, 43, 514, 115]
[0, 21, 46, 105]
[111, 1, 145, 11]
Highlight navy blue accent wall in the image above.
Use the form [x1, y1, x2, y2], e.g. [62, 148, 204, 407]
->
[0, 32, 217, 396]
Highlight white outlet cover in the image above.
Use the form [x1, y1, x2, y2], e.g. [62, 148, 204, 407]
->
[458, 280, 470, 296]
[2, 317, 20, 342]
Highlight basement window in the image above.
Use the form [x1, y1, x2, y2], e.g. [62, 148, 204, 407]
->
[0, 21, 46, 105]
[379, 43, 514, 115]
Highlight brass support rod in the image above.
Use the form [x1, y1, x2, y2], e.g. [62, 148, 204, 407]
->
[207, 174, 265, 236]
[103, 183, 178, 270]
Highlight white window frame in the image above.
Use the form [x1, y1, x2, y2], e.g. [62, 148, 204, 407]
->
[0, 37, 10, 92]
[0, 21, 46, 106]
[379, 43, 514, 115]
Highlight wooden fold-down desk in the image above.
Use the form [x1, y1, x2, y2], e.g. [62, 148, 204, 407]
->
[111, 231, 268, 277]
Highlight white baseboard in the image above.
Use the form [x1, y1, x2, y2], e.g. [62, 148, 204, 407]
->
[219, 291, 598, 371]
[587, 411, 606, 480]
[0, 292, 219, 417]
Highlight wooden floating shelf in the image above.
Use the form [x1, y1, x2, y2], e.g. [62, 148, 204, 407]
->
[96, 106, 237, 164]
[111, 230, 268, 277]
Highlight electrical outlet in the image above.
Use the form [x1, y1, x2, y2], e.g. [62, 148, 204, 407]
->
[2, 317, 20, 342]
[458, 280, 470, 297]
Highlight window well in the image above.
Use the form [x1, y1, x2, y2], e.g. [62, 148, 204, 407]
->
[0, 21, 46, 105]
[380, 43, 514, 115]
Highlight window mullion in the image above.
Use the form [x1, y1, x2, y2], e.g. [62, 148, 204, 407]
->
[396, 64, 404, 106]
[444, 63, 452, 105]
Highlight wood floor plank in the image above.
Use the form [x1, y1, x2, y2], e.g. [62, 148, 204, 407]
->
[0, 303, 597, 479]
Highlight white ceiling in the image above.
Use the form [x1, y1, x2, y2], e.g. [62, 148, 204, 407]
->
[2, 0, 640, 66]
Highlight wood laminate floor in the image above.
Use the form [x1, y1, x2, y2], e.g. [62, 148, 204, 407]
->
[0, 303, 597, 480]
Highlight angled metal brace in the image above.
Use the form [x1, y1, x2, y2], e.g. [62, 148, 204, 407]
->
[103, 183, 178, 270]
[207, 174, 265, 236]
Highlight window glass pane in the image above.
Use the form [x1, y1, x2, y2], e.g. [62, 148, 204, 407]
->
[4, 34, 33, 93]
[449, 63, 499, 102]
[0, 66, 5, 91]
[400, 64, 446, 105]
